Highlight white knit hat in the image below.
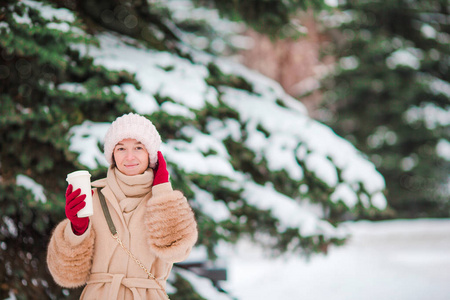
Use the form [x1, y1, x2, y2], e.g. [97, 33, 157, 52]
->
[104, 113, 161, 168]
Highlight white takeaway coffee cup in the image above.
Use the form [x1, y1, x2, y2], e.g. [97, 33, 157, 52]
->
[66, 170, 93, 218]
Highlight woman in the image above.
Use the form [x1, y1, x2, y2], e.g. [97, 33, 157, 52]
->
[47, 113, 198, 299]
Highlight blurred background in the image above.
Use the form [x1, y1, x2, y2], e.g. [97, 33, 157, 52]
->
[0, 0, 449, 299]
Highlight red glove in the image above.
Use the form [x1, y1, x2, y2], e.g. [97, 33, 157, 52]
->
[65, 184, 89, 235]
[152, 151, 169, 186]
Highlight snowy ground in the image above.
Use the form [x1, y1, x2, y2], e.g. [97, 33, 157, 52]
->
[222, 219, 450, 300]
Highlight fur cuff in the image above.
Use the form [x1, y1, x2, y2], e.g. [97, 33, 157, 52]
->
[145, 190, 198, 262]
[47, 219, 95, 288]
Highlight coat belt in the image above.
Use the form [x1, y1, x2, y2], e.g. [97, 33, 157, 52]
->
[87, 273, 166, 300]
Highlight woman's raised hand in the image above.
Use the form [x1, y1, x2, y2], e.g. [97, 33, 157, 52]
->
[152, 151, 169, 186]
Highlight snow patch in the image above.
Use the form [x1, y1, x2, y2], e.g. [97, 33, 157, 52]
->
[84, 34, 217, 110]
[16, 174, 47, 203]
[225, 219, 450, 300]
[121, 84, 159, 115]
[23, 0, 75, 23]
[404, 103, 450, 129]
[436, 139, 450, 161]
[386, 48, 423, 70]
[176, 268, 233, 300]
[191, 184, 231, 222]
[58, 83, 87, 94]
[242, 181, 345, 238]
[330, 183, 358, 208]
[68, 121, 110, 169]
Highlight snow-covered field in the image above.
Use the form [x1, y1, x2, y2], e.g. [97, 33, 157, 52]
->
[223, 219, 450, 300]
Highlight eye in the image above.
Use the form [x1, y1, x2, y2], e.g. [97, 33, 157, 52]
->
[136, 146, 144, 150]
[115, 147, 125, 151]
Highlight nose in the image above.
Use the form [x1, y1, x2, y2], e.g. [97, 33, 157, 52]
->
[125, 150, 134, 160]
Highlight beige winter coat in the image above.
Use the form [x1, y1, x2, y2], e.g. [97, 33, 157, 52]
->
[47, 167, 198, 299]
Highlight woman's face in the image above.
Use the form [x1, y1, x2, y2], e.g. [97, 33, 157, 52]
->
[113, 139, 149, 176]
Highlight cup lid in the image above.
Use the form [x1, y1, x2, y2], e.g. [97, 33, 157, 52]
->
[66, 170, 91, 181]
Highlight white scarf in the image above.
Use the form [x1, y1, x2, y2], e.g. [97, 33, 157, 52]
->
[106, 166, 153, 213]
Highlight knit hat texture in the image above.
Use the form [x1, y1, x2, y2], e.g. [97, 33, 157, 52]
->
[104, 113, 161, 168]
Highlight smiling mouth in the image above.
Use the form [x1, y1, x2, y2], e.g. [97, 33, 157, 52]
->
[125, 164, 138, 168]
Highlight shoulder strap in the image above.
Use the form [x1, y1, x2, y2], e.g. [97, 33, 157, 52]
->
[98, 189, 117, 235]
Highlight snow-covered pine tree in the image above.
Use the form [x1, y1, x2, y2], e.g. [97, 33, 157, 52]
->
[319, 0, 450, 218]
[1, 0, 386, 298]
